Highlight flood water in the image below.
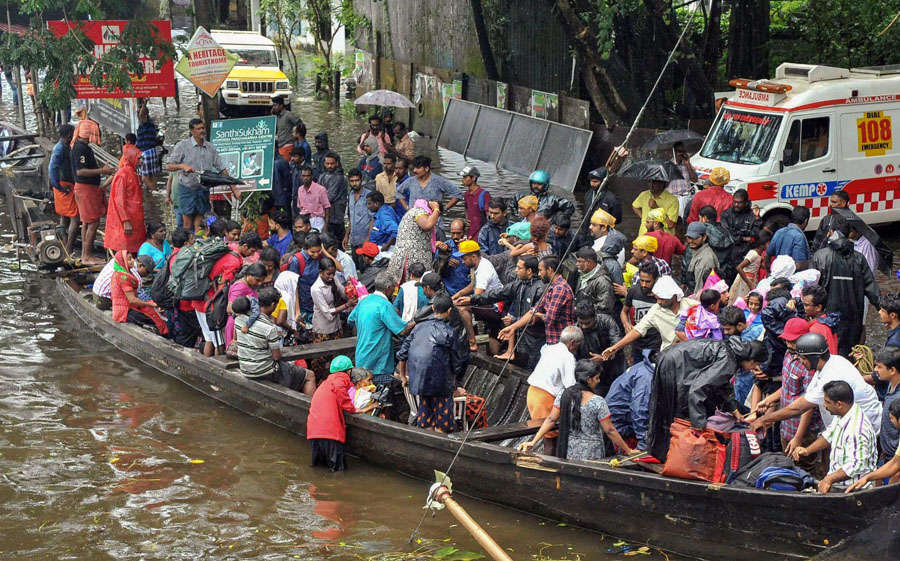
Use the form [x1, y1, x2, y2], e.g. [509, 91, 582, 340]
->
[0, 59, 677, 560]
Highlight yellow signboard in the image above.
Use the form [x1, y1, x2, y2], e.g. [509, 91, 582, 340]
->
[856, 110, 892, 157]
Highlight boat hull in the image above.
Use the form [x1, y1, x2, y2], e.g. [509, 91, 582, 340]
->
[56, 278, 900, 561]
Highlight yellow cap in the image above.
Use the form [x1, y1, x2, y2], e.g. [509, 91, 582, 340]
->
[590, 207, 616, 226]
[709, 167, 730, 186]
[518, 195, 538, 210]
[633, 235, 658, 253]
[646, 207, 667, 223]
[457, 239, 481, 254]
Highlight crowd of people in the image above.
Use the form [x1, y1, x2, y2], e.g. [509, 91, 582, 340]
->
[52, 101, 900, 487]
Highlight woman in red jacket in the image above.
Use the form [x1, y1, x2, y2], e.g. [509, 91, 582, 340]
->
[104, 148, 146, 254]
[307, 355, 374, 471]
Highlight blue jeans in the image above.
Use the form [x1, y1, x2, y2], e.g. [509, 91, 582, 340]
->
[734, 371, 754, 406]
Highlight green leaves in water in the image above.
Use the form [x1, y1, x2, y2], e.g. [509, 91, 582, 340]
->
[433, 546, 484, 560]
[345, 541, 485, 560]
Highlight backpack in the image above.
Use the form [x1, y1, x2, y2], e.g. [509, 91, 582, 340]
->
[168, 238, 230, 301]
[280, 251, 306, 274]
[720, 430, 763, 483]
[728, 452, 806, 487]
[204, 283, 231, 332]
[150, 257, 175, 310]
[754, 466, 815, 491]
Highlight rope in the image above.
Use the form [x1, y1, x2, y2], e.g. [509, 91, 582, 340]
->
[852, 344, 874, 377]
[408, 0, 703, 543]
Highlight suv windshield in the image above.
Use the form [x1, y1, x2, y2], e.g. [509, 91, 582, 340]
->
[232, 48, 278, 67]
[700, 108, 783, 165]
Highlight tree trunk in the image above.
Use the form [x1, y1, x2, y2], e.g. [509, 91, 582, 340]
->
[726, 0, 770, 79]
[549, 0, 628, 126]
[469, 0, 500, 81]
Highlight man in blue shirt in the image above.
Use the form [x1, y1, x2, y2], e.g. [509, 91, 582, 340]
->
[344, 172, 372, 259]
[766, 206, 810, 269]
[477, 199, 509, 255]
[880, 292, 900, 349]
[366, 191, 399, 251]
[348, 272, 412, 387]
[266, 208, 293, 256]
[605, 349, 655, 450]
[48, 123, 79, 255]
[435, 219, 471, 295]
[397, 155, 461, 211]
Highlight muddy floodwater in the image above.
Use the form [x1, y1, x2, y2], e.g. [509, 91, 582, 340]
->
[0, 58, 685, 560]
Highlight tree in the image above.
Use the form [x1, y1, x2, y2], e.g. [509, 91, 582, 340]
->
[301, 0, 368, 96]
[261, 0, 303, 85]
[0, 1, 174, 133]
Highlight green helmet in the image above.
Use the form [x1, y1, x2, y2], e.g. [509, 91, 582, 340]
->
[330, 355, 354, 373]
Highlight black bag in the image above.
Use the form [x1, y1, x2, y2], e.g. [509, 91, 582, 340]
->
[150, 257, 175, 310]
[204, 283, 230, 332]
[727, 452, 797, 486]
[720, 430, 763, 483]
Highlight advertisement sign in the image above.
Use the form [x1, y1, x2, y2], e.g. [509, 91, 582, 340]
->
[175, 26, 238, 97]
[496, 82, 508, 110]
[87, 98, 137, 138]
[208, 116, 276, 194]
[531, 90, 559, 120]
[47, 20, 176, 99]
[857, 110, 893, 157]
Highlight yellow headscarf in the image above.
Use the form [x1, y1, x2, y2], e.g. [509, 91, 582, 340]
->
[590, 207, 616, 226]
[518, 195, 539, 210]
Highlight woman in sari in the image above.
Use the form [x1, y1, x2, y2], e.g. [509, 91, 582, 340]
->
[110, 250, 168, 335]
[224, 262, 267, 348]
[385, 199, 441, 285]
[104, 148, 145, 254]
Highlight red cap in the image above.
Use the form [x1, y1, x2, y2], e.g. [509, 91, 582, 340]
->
[355, 241, 380, 258]
[780, 317, 810, 342]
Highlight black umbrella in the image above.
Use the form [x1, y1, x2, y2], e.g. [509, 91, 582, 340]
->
[619, 159, 684, 183]
[199, 171, 245, 188]
[832, 207, 893, 274]
[641, 129, 705, 153]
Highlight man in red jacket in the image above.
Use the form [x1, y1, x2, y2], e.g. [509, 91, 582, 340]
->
[307, 355, 374, 471]
[687, 167, 733, 223]
[801, 285, 839, 355]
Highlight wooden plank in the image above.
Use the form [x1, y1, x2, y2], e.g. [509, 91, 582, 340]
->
[450, 418, 543, 442]
[221, 337, 358, 369]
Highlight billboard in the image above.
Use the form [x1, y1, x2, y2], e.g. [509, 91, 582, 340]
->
[208, 116, 276, 194]
[47, 20, 176, 99]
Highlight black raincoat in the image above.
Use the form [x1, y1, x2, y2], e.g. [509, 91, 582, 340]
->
[397, 317, 469, 397]
[720, 206, 761, 263]
[471, 276, 546, 362]
[646, 337, 744, 461]
[574, 312, 624, 395]
[508, 190, 575, 221]
[312, 131, 330, 178]
[813, 236, 881, 356]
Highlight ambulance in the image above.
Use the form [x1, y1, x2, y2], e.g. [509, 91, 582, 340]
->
[691, 62, 900, 228]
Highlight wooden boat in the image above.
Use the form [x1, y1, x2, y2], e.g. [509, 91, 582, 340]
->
[56, 277, 900, 561]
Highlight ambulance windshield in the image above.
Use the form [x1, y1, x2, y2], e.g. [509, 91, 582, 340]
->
[700, 108, 783, 165]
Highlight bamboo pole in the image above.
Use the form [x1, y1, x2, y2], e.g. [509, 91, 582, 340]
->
[433, 486, 513, 561]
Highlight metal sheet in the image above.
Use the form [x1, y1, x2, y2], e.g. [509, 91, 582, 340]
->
[436, 97, 478, 154]
[437, 98, 592, 192]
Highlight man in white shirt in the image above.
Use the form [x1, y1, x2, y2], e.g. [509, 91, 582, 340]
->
[451, 240, 503, 351]
[751, 332, 882, 435]
[525, 325, 584, 454]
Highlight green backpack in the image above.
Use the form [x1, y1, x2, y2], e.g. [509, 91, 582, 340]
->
[168, 238, 230, 301]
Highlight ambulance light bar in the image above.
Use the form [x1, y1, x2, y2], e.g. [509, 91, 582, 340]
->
[729, 78, 792, 94]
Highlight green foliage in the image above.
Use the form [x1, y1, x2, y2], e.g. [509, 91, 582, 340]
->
[0, 1, 174, 111]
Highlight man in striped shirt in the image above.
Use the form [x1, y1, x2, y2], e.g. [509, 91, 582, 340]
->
[794, 380, 877, 493]
[234, 289, 315, 395]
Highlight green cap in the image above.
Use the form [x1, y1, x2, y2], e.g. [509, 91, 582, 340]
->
[330, 355, 354, 373]
[506, 220, 532, 241]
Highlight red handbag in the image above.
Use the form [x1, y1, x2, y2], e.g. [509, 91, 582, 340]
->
[661, 418, 727, 483]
